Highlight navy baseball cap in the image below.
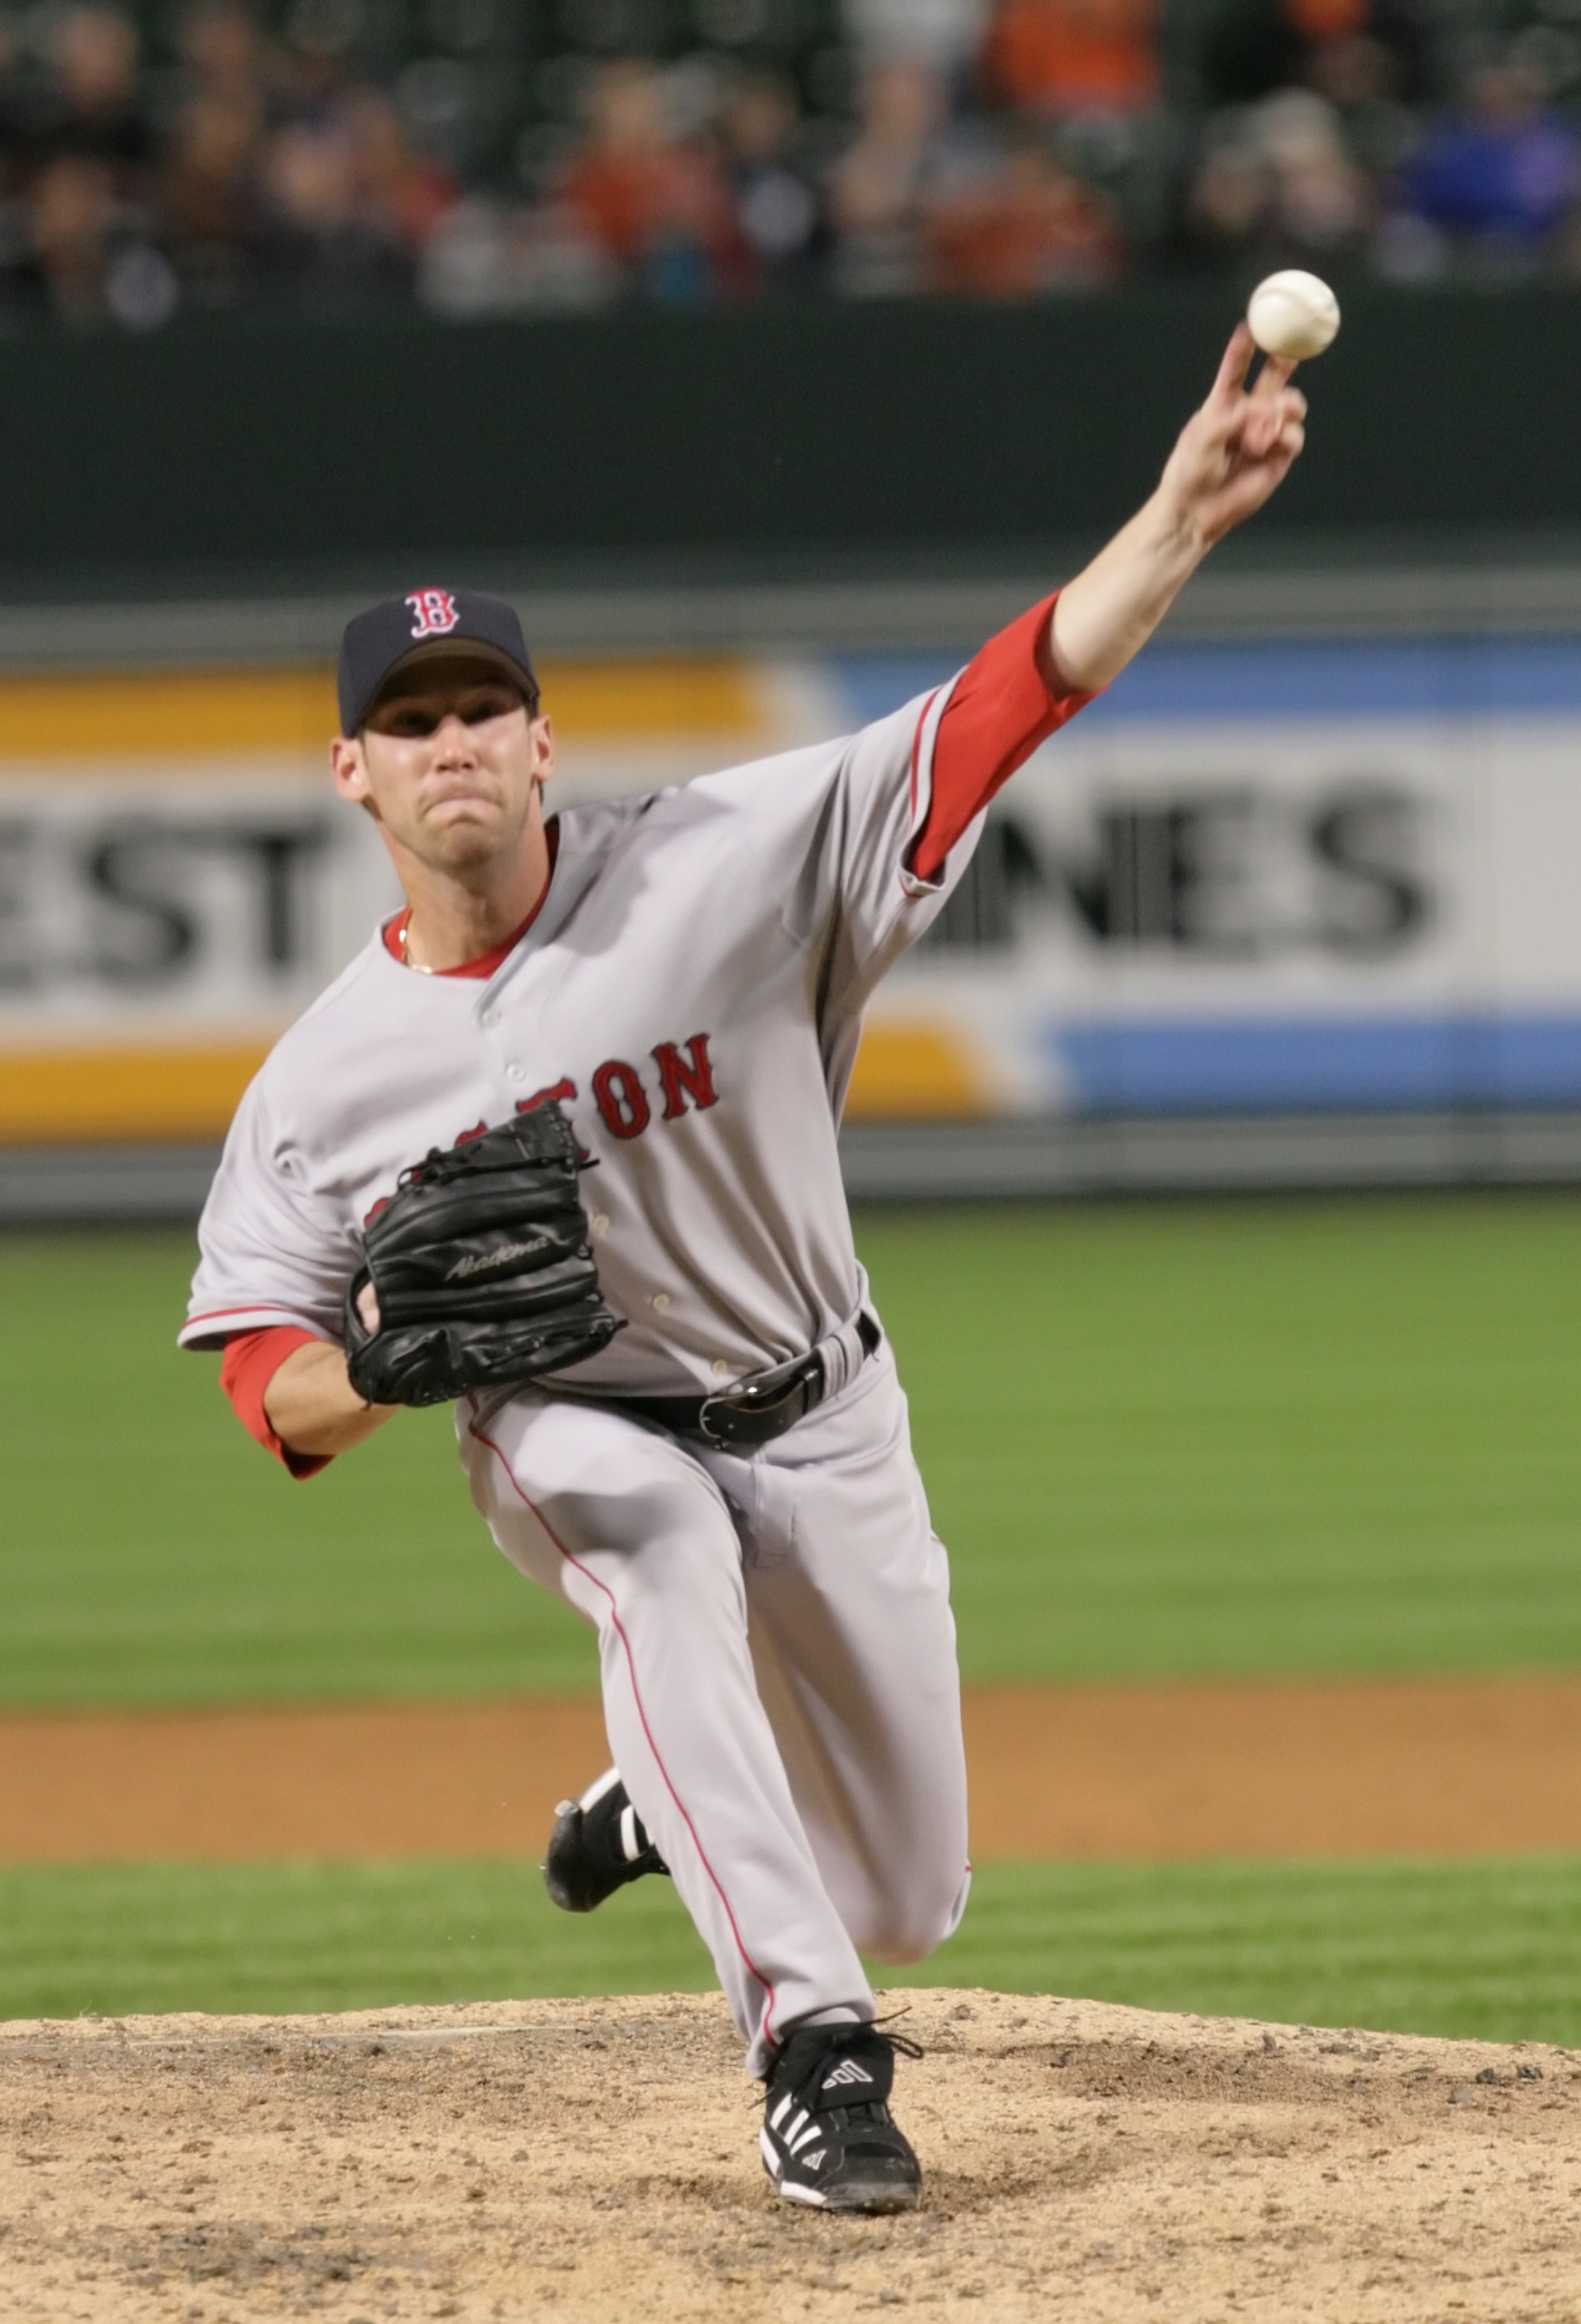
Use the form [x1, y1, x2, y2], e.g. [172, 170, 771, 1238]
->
[338, 588, 539, 735]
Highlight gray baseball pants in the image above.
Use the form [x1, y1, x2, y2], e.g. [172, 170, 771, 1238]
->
[459, 1341, 970, 2078]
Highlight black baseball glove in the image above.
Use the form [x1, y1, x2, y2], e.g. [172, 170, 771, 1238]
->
[343, 1102, 624, 1408]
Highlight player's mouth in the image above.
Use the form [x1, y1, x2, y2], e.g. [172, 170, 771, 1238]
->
[421, 780, 504, 820]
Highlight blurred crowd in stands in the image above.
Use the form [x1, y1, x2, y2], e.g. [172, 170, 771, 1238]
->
[0, 0, 1576, 326]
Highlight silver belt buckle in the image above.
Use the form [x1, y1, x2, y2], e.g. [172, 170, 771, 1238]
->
[698, 1353, 819, 1447]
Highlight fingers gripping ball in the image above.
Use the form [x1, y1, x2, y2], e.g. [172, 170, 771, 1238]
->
[1246, 271, 1340, 362]
[343, 1101, 624, 1407]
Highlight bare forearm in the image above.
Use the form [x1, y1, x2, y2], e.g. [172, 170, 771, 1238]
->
[262, 1340, 396, 1458]
[1048, 324, 1307, 696]
[1047, 491, 1205, 694]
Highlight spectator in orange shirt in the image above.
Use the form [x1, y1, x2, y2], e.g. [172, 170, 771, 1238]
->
[983, 0, 1160, 121]
[560, 59, 739, 302]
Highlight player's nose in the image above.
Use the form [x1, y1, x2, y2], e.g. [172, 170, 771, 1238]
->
[430, 713, 480, 762]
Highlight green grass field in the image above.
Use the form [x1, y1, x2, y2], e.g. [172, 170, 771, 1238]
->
[6, 1194, 1581, 1707]
[6, 1856, 1581, 2048]
[5, 1197, 1581, 2034]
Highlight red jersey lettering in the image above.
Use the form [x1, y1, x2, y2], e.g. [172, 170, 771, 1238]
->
[652, 1033, 719, 1122]
[592, 1060, 651, 1140]
[516, 1077, 578, 1115]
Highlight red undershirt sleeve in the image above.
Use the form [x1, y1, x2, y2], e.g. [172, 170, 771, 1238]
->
[219, 1326, 334, 1480]
[909, 592, 1100, 885]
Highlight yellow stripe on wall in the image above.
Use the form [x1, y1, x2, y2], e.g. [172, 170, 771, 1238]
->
[0, 658, 764, 758]
[0, 1048, 270, 1143]
[844, 1024, 994, 1121]
[1, 1018, 989, 1145]
[538, 658, 762, 739]
[0, 671, 338, 757]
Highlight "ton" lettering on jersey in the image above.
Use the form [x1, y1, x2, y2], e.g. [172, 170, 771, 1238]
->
[516, 1036, 720, 1148]
[405, 589, 460, 638]
[592, 1034, 720, 1141]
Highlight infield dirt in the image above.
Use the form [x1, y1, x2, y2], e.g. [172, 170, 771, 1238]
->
[3, 1989, 1578, 2323]
[7, 1675, 1581, 1862]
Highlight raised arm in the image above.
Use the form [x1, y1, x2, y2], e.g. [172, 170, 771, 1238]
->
[908, 325, 1308, 885]
[1048, 323, 1306, 693]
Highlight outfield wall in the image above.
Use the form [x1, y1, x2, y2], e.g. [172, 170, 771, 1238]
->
[0, 290, 1575, 592]
[5, 626, 1581, 1155]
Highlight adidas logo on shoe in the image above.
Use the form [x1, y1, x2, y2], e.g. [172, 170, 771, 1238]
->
[760, 2024, 922, 2215]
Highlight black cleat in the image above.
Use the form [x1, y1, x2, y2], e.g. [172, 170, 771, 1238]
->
[542, 1768, 670, 1913]
[759, 2023, 923, 2214]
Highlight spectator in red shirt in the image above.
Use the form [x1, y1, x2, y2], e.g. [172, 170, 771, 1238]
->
[559, 59, 738, 302]
[928, 123, 1122, 293]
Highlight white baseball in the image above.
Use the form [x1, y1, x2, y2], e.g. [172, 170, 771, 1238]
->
[1246, 270, 1340, 362]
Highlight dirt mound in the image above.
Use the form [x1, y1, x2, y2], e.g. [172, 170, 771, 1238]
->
[3, 1990, 1578, 2321]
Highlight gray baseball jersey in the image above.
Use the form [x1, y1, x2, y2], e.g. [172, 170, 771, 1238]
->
[181, 684, 969, 1381]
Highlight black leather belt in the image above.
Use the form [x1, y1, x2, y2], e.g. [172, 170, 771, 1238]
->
[584, 1312, 881, 1450]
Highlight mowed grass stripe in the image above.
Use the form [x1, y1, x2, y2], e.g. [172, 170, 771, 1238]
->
[5, 1856, 1581, 2051]
[872, 1195, 1581, 1685]
[5, 1195, 1581, 1708]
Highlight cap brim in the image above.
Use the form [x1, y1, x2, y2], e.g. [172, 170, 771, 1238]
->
[354, 639, 538, 730]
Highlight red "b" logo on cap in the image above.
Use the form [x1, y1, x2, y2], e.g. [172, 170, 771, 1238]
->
[406, 590, 459, 638]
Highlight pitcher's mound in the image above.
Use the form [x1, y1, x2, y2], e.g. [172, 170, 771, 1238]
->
[3, 1988, 1576, 2321]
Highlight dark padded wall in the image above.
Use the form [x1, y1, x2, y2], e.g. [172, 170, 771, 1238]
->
[0, 285, 1563, 590]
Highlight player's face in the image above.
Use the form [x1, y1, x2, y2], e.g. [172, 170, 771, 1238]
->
[329, 660, 555, 878]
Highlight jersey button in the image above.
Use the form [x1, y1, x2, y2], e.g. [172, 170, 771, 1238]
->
[650, 1292, 671, 1311]
[480, 1009, 500, 1029]
[711, 1359, 729, 1377]
[505, 1062, 527, 1081]
[591, 1214, 610, 1236]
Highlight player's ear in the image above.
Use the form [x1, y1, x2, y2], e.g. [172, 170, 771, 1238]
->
[529, 710, 556, 789]
[330, 733, 376, 810]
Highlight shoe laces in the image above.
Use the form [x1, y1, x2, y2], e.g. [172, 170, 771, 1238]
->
[771, 2021, 924, 2115]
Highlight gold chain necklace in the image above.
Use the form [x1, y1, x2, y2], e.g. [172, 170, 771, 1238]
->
[398, 917, 436, 976]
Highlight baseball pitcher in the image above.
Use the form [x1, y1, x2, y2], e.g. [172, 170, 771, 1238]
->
[182, 329, 1305, 2213]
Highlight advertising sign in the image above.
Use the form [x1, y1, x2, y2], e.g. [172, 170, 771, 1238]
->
[3, 635, 1578, 1140]
[851, 636, 1581, 1119]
